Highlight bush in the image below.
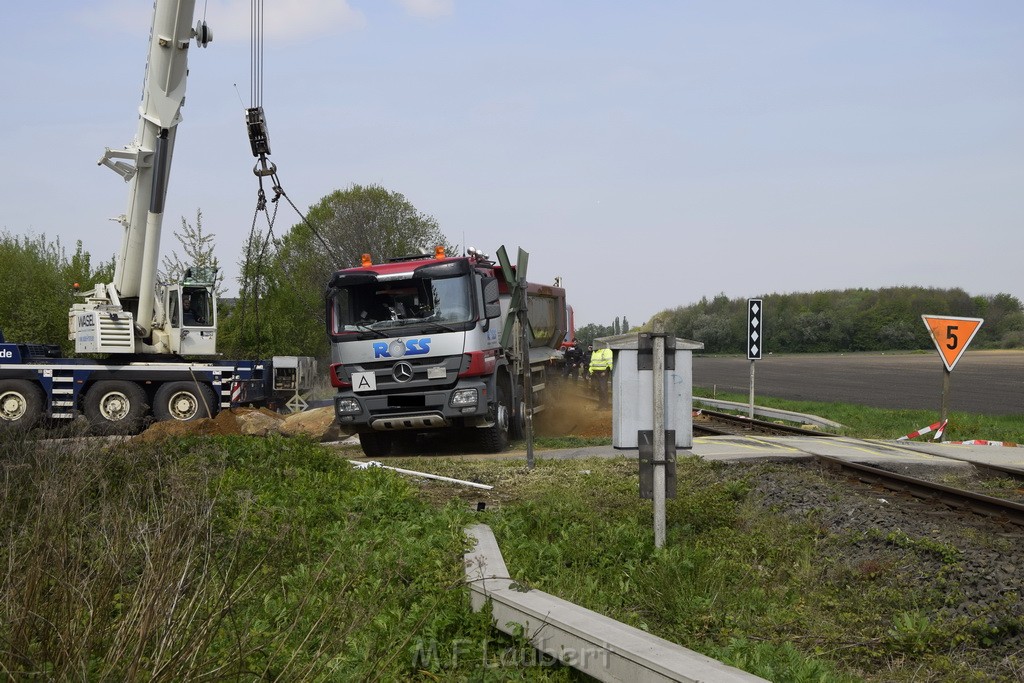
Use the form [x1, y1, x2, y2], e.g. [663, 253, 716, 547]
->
[0, 434, 570, 680]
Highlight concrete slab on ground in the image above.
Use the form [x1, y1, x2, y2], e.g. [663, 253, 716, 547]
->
[466, 523, 770, 683]
[341, 434, 1024, 472]
[693, 397, 844, 430]
[883, 440, 1024, 470]
[529, 435, 996, 470]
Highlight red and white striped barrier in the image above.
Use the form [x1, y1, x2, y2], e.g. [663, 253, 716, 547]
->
[897, 419, 948, 441]
[946, 440, 1021, 447]
[231, 381, 242, 403]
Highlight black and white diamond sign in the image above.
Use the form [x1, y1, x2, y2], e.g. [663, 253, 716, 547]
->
[747, 298, 763, 360]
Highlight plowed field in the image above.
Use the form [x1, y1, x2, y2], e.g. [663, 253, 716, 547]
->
[693, 350, 1024, 416]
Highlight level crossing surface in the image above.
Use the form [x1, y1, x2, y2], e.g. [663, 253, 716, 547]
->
[335, 433, 1024, 470]
[524, 436, 1024, 471]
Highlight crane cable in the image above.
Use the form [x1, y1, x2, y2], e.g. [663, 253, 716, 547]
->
[245, 0, 338, 257]
[242, 0, 340, 357]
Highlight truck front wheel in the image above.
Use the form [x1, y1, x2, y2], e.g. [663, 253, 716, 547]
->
[154, 382, 216, 422]
[84, 380, 149, 435]
[359, 432, 394, 457]
[0, 380, 43, 431]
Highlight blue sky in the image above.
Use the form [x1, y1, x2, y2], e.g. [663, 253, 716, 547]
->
[1, 1, 1022, 329]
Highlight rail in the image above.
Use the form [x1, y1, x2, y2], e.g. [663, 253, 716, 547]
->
[694, 409, 841, 438]
[814, 455, 1024, 527]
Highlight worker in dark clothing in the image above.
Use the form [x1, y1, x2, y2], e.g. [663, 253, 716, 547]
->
[182, 294, 205, 325]
[564, 341, 584, 382]
[581, 345, 593, 386]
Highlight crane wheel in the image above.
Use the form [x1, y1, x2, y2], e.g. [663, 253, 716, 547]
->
[0, 380, 44, 431]
[154, 382, 216, 422]
[84, 380, 149, 435]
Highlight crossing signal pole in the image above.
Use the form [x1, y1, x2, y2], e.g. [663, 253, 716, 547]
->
[747, 299, 763, 421]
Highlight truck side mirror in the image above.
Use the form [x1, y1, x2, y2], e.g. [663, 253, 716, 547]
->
[482, 277, 501, 319]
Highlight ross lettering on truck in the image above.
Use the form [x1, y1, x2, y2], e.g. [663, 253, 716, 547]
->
[371, 338, 431, 358]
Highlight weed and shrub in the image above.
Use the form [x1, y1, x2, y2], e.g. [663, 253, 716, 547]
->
[0, 433, 571, 680]
[5, 391, 1023, 681]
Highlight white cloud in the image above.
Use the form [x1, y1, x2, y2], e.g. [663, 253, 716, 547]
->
[80, 0, 366, 44]
[398, 0, 454, 19]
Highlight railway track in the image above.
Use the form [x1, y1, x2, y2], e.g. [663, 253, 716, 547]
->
[693, 409, 1024, 526]
[944, 457, 1024, 485]
[814, 455, 1024, 527]
[692, 409, 839, 438]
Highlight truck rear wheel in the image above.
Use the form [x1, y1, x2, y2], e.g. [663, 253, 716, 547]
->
[0, 380, 43, 431]
[154, 382, 216, 422]
[84, 380, 149, 435]
[359, 432, 394, 457]
[510, 396, 526, 441]
[479, 384, 511, 453]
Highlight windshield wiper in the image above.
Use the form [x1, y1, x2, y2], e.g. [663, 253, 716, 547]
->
[355, 324, 388, 338]
[416, 320, 457, 333]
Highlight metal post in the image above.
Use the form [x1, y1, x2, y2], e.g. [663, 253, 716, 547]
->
[748, 360, 755, 421]
[652, 320, 666, 548]
[940, 367, 950, 431]
[520, 291, 535, 469]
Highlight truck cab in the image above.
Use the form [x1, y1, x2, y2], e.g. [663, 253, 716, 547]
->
[326, 251, 507, 455]
[325, 247, 567, 457]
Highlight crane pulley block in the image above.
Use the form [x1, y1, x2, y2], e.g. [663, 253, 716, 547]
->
[246, 106, 272, 157]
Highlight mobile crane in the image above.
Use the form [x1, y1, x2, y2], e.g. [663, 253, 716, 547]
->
[0, 0, 311, 434]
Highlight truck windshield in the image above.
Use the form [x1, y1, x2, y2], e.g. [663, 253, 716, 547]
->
[330, 273, 473, 336]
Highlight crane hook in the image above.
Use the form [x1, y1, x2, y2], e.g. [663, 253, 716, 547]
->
[253, 156, 277, 178]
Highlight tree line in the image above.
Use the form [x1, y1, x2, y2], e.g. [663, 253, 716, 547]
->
[575, 316, 630, 347]
[0, 184, 449, 363]
[0, 234, 114, 354]
[219, 184, 451, 361]
[655, 288, 1024, 354]
[4, 187, 1023, 360]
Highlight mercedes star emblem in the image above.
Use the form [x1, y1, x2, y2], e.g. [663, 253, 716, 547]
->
[392, 361, 414, 383]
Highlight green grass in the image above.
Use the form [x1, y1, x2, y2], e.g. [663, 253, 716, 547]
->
[531, 434, 611, 449]
[393, 455, 1024, 682]
[694, 387, 1024, 443]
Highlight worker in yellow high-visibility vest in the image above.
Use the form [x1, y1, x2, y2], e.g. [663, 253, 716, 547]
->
[588, 345, 614, 409]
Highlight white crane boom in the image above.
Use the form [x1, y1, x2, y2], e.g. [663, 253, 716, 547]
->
[73, 0, 213, 356]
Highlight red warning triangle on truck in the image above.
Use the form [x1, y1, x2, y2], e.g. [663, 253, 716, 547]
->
[921, 315, 984, 372]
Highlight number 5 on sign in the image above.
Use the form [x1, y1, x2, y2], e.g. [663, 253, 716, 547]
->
[921, 315, 983, 372]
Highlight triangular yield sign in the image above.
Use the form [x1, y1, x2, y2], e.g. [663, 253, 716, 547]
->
[921, 315, 984, 372]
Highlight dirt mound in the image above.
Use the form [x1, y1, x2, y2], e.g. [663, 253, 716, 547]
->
[132, 389, 607, 445]
[135, 408, 243, 443]
[135, 406, 339, 443]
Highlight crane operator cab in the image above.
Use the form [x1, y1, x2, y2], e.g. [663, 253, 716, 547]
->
[165, 270, 217, 356]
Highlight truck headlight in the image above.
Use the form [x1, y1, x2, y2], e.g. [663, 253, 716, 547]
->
[450, 389, 478, 407]
[336, 397, 361, 415]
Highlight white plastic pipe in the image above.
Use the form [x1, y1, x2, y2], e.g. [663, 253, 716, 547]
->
[349, 460, 493, 490]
